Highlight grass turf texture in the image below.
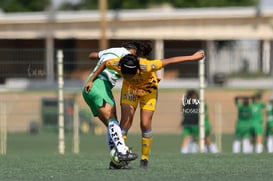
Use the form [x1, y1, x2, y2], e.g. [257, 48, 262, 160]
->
[0, 133, 272, 181]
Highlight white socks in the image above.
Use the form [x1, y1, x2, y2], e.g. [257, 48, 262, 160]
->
[106, 130, 115, 151]
[180, 139, 198, 154]
[267, 136, 273, 153]
[242, 138, 253, 153]
[233, 138, 265, 153]
[233, 138, 253, 153]
[255, 143, 263, 153]
[107, 119, 128, 154]
[232, 140, 241, 153]
[208, 143, 219, 153]
[181, 141, 218, 153]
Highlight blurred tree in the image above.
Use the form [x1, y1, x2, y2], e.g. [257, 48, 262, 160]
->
[59, 1, 83, 11]
[0, 0, 258, 12]
[76, 0, 257, 10]
[168, 0, 258, 8]
[0, 0, 50, 12]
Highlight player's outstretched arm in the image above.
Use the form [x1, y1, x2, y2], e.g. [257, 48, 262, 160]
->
[161, 51, 205, 67]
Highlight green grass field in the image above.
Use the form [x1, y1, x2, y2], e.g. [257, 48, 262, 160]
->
[0, 133, 272, 181]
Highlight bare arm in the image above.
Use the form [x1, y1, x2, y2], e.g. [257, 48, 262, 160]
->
[161, 51, 205, 67]
[89, 52, 99, 60]
[84, 61, 107, 93]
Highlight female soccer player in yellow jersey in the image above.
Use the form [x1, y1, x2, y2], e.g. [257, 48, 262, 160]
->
[84, 50, 205, 169]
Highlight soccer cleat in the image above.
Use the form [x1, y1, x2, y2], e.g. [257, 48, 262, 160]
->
[108, 161, 131, 170]
[109, 161, 123, 169]
[117, 151, 138, 161]
[140, 159, 148, 169]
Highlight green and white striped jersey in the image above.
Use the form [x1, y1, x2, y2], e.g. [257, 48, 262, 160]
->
[90, 47, 130, 87]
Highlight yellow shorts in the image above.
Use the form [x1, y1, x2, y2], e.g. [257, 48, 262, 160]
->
[120, 83, 158, 111]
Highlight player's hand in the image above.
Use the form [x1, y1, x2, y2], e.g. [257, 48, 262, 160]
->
[84, 81, 93, 94]
[192, 51, 205, 60]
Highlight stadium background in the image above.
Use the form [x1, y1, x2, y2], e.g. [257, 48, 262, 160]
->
[1, 2, 273, 181]
[0, 1, 273, 155]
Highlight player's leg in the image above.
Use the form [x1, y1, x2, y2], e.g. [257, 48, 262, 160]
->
[119, 84, 139, 142]
[100, 104, 139, 161]
[255, 136, 263, 153]
[242, 137, 252, 153]
[82, 78, 137, 161]
[267, 135, 273, 153]
[97, 104, 127, 154]
[138, 90, 157, 169]
[139, 109, 154, 169]
[82, 78, 110, 150]
[190, 126, 199, 153]
[242, 124, 252, 153]
[120, 103, 137, 141]
[83, 78, 126, 153]
[180, 126, 192, 153]
[205, 136, 218, 153]
[232, 122, 242, 153]
[266, 122, 273, 153]
[236, 122, 252, 153]
[204, 123, 218, 153]
[232, 139, 241, 153]
[253, 122, 264, 153]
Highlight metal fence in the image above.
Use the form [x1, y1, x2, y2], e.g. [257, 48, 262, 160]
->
[0, 47, 272, 154]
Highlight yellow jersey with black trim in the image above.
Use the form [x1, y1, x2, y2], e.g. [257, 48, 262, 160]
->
[106, 57, 162, 94]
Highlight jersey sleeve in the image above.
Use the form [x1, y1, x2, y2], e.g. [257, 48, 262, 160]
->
[105, 58, 122, 73]
[98, 49, 106, 59]
[139, 58, 163, 72]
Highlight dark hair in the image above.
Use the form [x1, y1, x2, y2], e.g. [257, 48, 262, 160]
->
[243, 98, 249, 106]
[137, 40, 152, 57]
[119, 54, 139, 75]
[186, 89, 199, 99]
[255, 91, 263, 99]
[121, 40, 153, 58]
[121, 41, 138, 51]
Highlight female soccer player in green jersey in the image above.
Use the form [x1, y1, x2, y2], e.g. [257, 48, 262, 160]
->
[250, 92, 265, 153]
[232, 96, 253, 153]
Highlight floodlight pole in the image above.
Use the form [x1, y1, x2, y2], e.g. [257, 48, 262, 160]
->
[0, 103, 7, 155]
[199, 52, 206, 153]
[46, 3, 55, 82]
[73, 103, 79, 154]
[57, 50, 65, 155]
[155, 39, 164, 80]
[99, 0, 108, 50]
[215, 103, 222, 153]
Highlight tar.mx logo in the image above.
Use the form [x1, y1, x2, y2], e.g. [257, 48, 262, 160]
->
[27, 64, 46, 78]
[181, 94, 200, 107]
[181, 94, 200, 113]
